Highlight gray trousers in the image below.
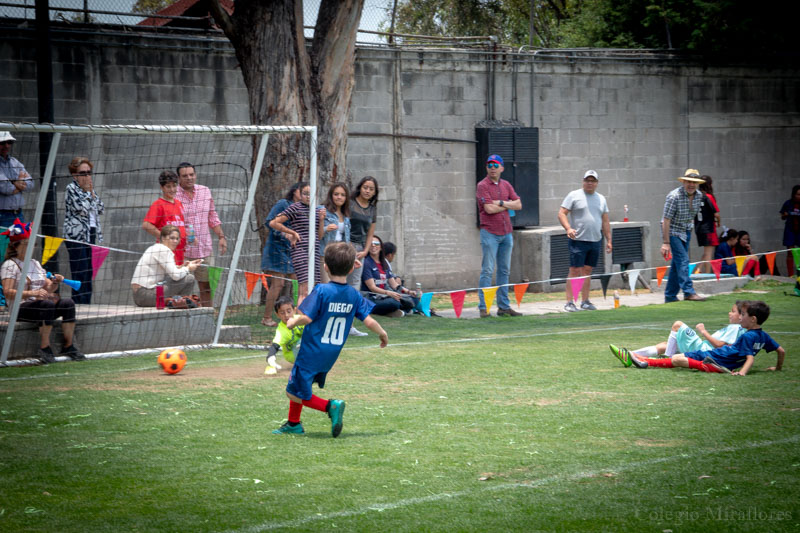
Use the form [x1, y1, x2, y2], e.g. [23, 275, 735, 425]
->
[133, 274, 196, 307]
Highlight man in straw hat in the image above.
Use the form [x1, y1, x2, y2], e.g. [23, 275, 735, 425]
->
[661, 169, 707, 303]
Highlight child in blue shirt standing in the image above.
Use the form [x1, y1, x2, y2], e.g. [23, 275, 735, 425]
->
[273, 242, 388, 437]
[625, 301, 785, 375]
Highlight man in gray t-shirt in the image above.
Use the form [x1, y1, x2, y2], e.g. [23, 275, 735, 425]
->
[557, 170, 612, 312]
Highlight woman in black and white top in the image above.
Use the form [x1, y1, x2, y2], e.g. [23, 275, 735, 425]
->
[63, 156, 104, 304]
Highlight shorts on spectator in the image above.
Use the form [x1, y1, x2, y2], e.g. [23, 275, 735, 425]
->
[696, 232, 719, 247]
[568, 239, 602, 268]
[186, 255, 213, 283]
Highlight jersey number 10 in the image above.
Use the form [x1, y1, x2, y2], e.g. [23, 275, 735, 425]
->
[320, 316, 347, 346]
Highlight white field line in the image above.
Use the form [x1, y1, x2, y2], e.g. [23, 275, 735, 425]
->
[228, 435, 800, 533]
[0, 324, 660, 381]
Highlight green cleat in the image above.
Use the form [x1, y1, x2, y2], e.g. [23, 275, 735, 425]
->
[328, 399, 345, 438]
[609, 344, 632, 367]
[272, 421, 304, 435]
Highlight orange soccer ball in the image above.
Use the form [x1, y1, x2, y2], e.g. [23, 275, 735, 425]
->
[158, 349, 187, 375]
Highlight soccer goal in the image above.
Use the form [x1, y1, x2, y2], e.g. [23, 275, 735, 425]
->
[0, 123, 318, 364]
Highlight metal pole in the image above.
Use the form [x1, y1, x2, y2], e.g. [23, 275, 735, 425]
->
[1, 133, 61, 364]
[211, 133, 270, 346]
[306, 128, 318, 292]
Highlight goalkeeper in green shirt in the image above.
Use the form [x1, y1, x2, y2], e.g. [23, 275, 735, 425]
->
[265, 296, 304, 374]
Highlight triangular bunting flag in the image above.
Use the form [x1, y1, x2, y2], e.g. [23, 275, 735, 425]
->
[245, 272, 260, 300]
[656, 266, 667, 287]
[449, 290, 466, 318]
[627, 269, 640, 295]
[688, 263, 697, 275]
[261, 274, 270, 291]
[765, 252, 776, 275]
[292, 279, 299, 307]
[710, 259, 722, 280]
[481, 287, 498, 312]
[513, 283, 529, 307]
[208, 266, 223, 301]
[569, 278, 585, 302]
[420, 292, 433, 317]
[792, 248, 800, 270]
[90, 246, 110, 280]
[42, 237, 64, 265]
[734, 256, 747, 276]
[599, 274, 611, 298]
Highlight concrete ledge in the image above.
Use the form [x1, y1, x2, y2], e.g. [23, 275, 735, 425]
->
[217, 325, 252, 344]
[1, 305, 217, 360]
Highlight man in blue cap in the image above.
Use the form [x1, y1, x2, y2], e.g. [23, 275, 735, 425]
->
[476, 154, 523, 317]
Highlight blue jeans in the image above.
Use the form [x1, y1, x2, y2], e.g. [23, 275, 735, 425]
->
[478, 229, 513, 310]
[665, 232, 695, 302]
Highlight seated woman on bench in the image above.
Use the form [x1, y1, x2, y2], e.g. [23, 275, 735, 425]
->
[1, 219, 85, 364]
[131, 225, 203, 307]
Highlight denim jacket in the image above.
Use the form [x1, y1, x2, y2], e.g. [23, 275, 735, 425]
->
[319, 210, 350, 255]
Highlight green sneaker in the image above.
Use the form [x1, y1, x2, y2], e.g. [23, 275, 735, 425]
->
[272, 421, 304, 435]
[609, 344, 632, 367]
[328, 399, 345, 438]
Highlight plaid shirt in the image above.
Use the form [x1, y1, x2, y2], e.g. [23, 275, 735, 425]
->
[662, 186, 703, 242]
[176, 184, 222, 259]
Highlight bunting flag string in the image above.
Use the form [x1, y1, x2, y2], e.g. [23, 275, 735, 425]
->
[765, 252, 776, 275]
[627, 269, 640, 295]
[207, 266, 223, 301]
[420, 292, 434, 317]
[734, 256, 747, 276]
[244, 272, 261, 300]
[513, 283, 529, 307]
[90, 245, 109, 280]
[481, 287, 498, 311]
[710, 259, 722, 280]
[656, 266, 668, 287]
[449, 290, 466, 318]
[569, 278, 585, 301]
[42, 237, 63, 265]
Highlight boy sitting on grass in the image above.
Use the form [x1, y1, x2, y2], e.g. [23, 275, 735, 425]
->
[618, 301, 785, 375]
[611, 300, 747, 363]
[264, 295, 304, 375]
[273, 242, 388, 437]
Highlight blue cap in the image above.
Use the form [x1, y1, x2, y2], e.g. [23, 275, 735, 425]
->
[487, 154, 503, 165]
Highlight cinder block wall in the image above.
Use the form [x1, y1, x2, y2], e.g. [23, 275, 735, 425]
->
[2, 28, 798, 291]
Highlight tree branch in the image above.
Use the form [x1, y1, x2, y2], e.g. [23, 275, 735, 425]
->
[208, 0, 236, 43]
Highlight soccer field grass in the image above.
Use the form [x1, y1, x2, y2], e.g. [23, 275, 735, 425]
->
[1, 282, 798, 532]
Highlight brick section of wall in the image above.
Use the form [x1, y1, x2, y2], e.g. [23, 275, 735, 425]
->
[2, 27, 799, 290]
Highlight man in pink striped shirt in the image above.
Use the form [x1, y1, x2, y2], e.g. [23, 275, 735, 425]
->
[176, 162, 228, 307]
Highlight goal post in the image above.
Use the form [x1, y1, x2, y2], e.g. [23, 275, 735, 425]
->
[0, 123, 317, 364]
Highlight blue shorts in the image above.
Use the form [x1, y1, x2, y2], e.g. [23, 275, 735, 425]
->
[569, 239, 602, 268]
[286, 363, 327, 401]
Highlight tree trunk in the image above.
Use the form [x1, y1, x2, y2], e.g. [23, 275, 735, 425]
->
[209, 0, 363, 242]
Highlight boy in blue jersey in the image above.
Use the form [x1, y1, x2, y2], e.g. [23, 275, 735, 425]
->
[610, 301, 747, 366]
[273, 242, 388, 437]
[626, 301, 785, 375]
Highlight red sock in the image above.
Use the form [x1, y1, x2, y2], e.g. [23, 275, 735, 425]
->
[686, 358, 721, 373]
[288, 401, 303, 423]
[302, 394, 329, 412]
[645, 358, 673, 368]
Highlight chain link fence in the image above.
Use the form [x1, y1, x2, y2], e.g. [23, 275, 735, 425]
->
[0, 0, 395, 45]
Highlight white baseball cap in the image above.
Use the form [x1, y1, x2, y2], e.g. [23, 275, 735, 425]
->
[583, 170, 599, 180]
[0, 131, 16, 143]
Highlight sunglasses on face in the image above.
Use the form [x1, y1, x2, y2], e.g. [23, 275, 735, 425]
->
[487, 163, 500, 169]
[76, 170, 92, 176]
[0, 141, 14, 146]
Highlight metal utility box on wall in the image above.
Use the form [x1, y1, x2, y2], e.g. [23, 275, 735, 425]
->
[475, 127, 539, 227]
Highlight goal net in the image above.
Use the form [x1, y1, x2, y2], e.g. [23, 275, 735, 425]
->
[0, 124, 316, 364]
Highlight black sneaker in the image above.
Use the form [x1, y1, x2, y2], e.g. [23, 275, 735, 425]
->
[702, 356, 731, 374]
[497, 307, 522, 317]
[61, 345, 86, 361]
[38, 347, 56, 364]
